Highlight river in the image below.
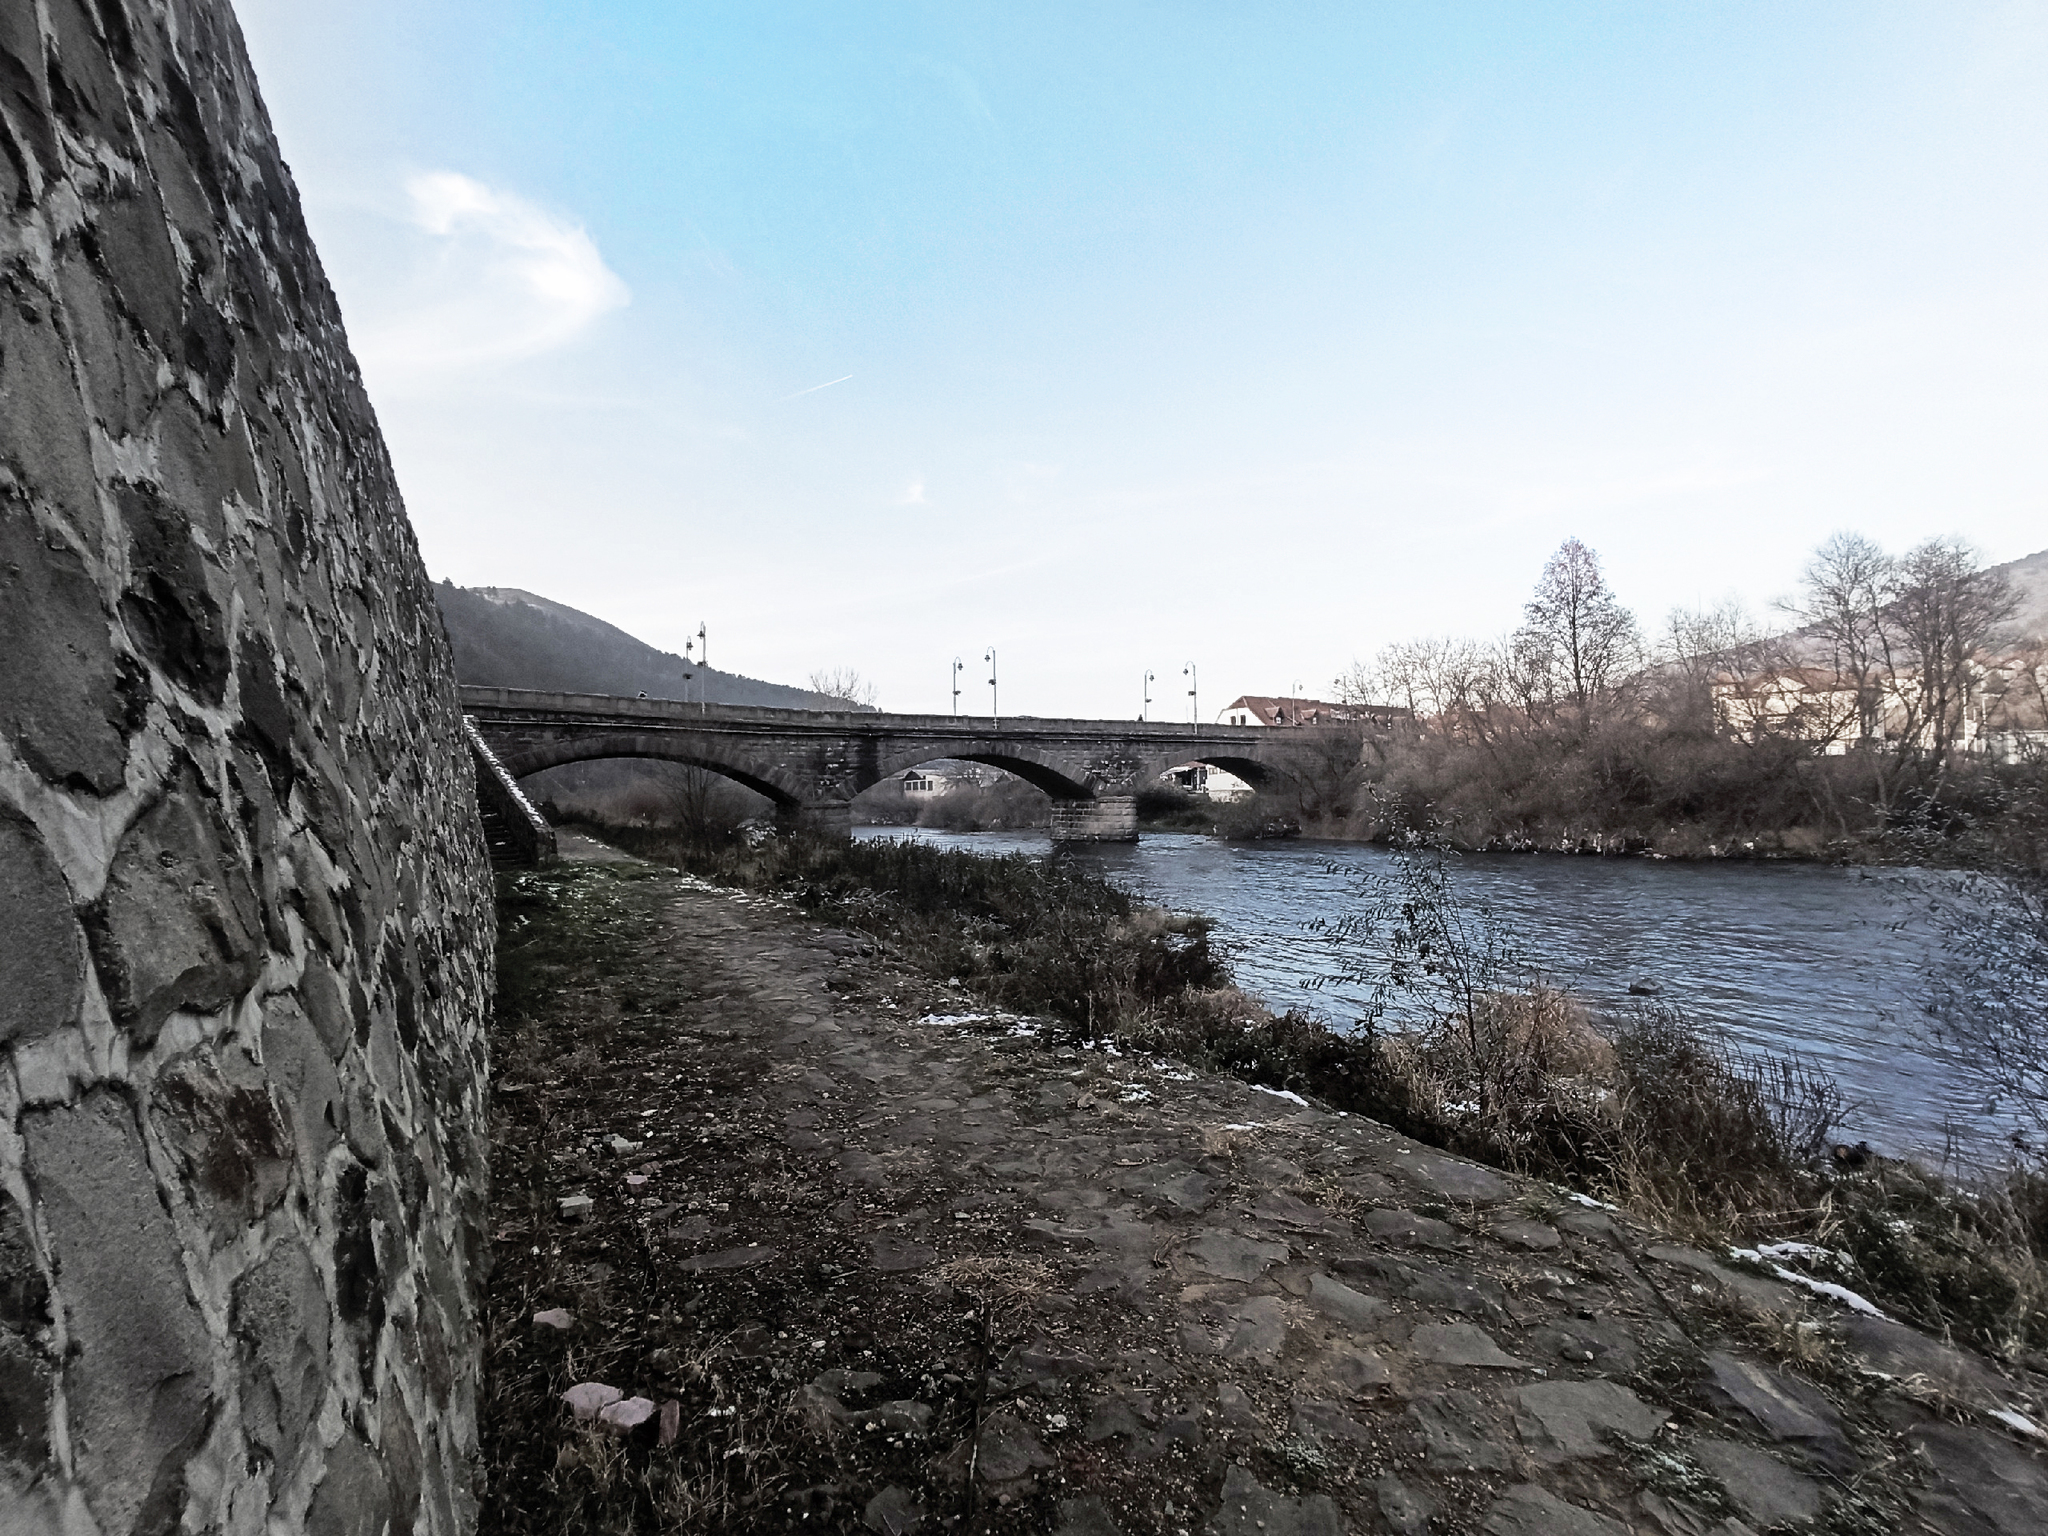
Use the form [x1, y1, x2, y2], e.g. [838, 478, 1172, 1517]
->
[853, 825, 2015, 1164]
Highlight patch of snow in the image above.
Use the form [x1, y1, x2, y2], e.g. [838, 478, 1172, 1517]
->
[917, 1013, 994, 1028]
[1990, 1408, 2047, 1440]
[1753, 1240, 1852, 1268]
[1250, 1085, 1309, 1107]
[1555, 1188, 1620, 1211]
[1220, 1122, 1264, 1132]
[1730, 1248, 1889, 1318]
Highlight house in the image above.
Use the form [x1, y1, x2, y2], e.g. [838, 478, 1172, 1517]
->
[1710, 668, 1866, 753]
[893, 760, 1009, 797]
[1710, 664, 2000, 756]
[1159, 762, 1255, 802]
[1216, 695, 1410, 729]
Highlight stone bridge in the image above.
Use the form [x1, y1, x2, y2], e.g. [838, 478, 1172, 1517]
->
[461, 686, 1323, 841]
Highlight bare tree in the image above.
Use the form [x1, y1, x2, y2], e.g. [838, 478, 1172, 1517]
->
[1513, 538, 1641, 727]
[808, 668, 878, 710]
[1660, 599, 1797, 739]
[1923, 867, 2048, 1151]
[1892, 538, 2017, 786]
[1340, 638, 1495, 724]
[1790, 531, 1895, 748]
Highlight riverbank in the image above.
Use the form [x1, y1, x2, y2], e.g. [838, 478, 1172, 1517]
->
[481, 833, 2046, 1532]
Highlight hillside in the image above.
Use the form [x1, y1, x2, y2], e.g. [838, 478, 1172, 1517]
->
[434, 583, 850, 710]
[1996, 546, 2048, 641]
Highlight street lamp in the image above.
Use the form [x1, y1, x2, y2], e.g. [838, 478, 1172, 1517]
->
[1142, 669, 1155, 722]
[985, 647, 998, 721]
[697, 622, 709, 715]
[683, 638, 695, 708]
[952, 657, 963, 716]
[1184, 662, 1198, 734]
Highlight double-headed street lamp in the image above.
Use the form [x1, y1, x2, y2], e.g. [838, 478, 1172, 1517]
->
[985, 647, 998, 721]
[1142, 669, 1155, 721]
[1184, 662, 1198, 734]
[952, 657, 964, 716]
[693, 622, 709, 714]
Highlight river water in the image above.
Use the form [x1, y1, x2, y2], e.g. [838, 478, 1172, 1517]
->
[853, 826, 2012, 1164]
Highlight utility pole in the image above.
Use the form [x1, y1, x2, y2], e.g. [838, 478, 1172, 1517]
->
[1142, 669, 1154, 722]
[1184, 662, 1198, 735]
[985, 647, 998, 721]
[952, 657, 963, 716]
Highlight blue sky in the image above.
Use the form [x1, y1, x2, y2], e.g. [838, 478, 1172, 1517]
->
[236, 1, 2048, 718]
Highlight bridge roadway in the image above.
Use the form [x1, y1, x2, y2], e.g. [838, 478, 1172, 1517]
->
[459, 685, 1313, 841]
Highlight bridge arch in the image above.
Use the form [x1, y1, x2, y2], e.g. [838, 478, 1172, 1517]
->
[495, 731, 806, 811]
[860, 744, 1096, 801]
[1135, 750, 1288, 793]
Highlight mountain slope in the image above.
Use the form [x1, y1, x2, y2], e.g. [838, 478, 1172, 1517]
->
[434, 583, 847, 709]
[1993, 546, 2048, 641]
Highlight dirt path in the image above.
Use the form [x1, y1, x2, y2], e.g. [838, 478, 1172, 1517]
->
[480, 840, 2047, 1534]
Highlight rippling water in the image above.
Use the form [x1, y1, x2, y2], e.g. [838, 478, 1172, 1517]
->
[854, 825, 2010, 1162]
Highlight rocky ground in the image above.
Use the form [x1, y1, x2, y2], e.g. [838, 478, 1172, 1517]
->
[478, 834, 2048, 1534]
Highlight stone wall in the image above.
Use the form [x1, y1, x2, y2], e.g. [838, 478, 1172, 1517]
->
[0, 3, 493, 1532]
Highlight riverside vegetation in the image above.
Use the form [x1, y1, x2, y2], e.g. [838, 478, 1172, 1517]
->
[1225, 533, 2048, 865]
[588, 816, 2048, 1367]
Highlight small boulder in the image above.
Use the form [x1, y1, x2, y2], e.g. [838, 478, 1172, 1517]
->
[562, 1382, 621, 1421]
[598, 1396, 656, 1434]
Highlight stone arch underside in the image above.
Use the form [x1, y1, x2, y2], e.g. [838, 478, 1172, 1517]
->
[857, 746, 1096, 801]
[1140, 752, 1284, 790]
[495, 733, 806, 810]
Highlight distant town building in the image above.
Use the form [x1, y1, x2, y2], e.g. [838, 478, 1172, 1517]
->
[1217, 695, 1410, 729]
[892, 759, 1010, 796]
[1161, 762, 1255, 801]
[1708, 663, 2033, 758]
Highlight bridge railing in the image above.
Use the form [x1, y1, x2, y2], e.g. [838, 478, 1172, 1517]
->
[456, 685, 1289, 740]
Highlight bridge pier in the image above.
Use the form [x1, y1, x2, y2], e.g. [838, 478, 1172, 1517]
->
[1050, 795, 1138, 843]
[776, 801, 854, 839]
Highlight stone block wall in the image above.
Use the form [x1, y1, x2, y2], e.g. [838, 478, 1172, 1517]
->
[0, 3, 494, 1532]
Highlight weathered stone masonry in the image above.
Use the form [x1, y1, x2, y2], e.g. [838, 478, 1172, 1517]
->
[1, 3, 493, 1533]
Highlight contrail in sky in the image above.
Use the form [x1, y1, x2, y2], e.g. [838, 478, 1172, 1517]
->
[783, 374, 853, 401]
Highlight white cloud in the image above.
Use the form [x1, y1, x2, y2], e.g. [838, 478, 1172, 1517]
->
[352, 171, 629, 383]
[898, 475, 928, 505]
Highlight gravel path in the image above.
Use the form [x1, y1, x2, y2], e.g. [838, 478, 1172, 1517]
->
[486, 839, 2048, 1535]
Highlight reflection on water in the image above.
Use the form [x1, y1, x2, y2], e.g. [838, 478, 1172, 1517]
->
[855, 825, 2007, 1162]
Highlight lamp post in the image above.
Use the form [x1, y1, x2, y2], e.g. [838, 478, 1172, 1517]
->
[697, 622, 708, 715]
[1142, 669, 1154, 722]
[683, 639, 695, 708]
[1292, 679, 1302, 727]
[1184, 662, 1198, 735]
[985, 647, 998, 721]
[952, 657, 963, 716]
